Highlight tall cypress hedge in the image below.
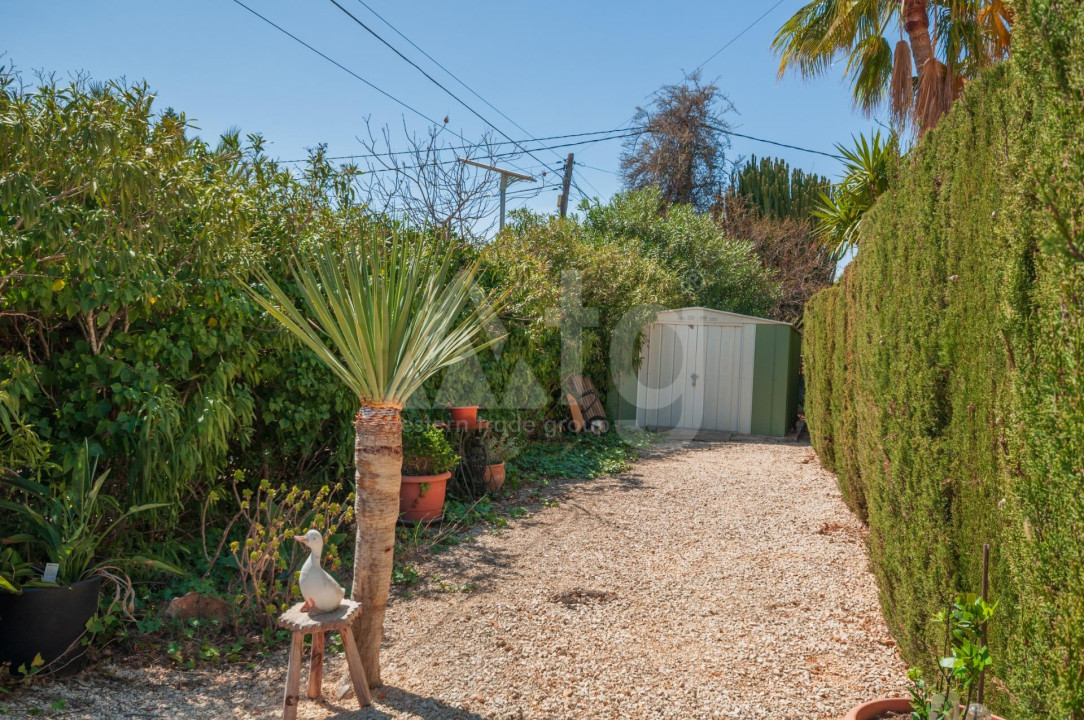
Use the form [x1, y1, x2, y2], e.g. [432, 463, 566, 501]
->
[802, 2, 1084, 716]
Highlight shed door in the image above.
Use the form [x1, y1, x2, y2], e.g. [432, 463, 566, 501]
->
[698, 325, 743, 432]
[638, 322, 744, 431]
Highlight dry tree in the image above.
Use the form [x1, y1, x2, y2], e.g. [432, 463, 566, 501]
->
[620, 71, 735, 213]
[357, 119, 541, 242]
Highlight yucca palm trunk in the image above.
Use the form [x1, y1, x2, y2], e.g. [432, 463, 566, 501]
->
[350, 406, 402, 686]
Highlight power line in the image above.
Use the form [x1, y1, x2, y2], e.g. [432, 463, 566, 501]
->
[344, 0, 603, 202]
[324, 0, 554, 180]
[350, 0, 535, 145]
[232, 0, 570, 216]
[285, 119, 837, 172]
[231, 0, 554, 189]
[707, 124, 843, 160]
[576, 162, 620, 176]
[228, 0, 438, 127]
[238, 0, 827, 207]
[286, 122, 840, 170]
[276, 127, 641, 165]
[691, 0, 790, 75]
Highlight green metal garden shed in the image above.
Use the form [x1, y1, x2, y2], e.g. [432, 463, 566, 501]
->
[613, 307, 801, 437]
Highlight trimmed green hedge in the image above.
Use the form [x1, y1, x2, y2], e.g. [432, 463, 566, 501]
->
[802, 3, 1084, 716]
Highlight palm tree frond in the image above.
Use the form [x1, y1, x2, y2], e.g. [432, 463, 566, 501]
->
[890, 39, 914, 125]
[847, 34, 894, 113]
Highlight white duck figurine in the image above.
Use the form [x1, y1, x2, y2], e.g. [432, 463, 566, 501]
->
[293, 529, 346, 613]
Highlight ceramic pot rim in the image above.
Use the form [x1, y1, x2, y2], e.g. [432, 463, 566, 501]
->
[400, 471, 452, 484]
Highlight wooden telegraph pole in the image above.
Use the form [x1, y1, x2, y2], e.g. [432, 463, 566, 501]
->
[457, 158, 535, 232]
[559, 153, 574, 218]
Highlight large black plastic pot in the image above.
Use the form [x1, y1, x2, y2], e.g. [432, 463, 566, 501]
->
[0, 576, 102, 677]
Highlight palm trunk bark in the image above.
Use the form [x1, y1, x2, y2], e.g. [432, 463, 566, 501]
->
[902, 0, 934, 74]
[350, 404, 403, 687]
[903, 0, 949, 131]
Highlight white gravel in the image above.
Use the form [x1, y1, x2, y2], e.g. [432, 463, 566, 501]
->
[5, 439, 907, 719]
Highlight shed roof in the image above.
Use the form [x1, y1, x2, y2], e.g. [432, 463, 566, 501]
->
[653, 307, 793, 327]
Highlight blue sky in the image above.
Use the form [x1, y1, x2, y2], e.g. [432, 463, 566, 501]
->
[3, 0, 882, 217]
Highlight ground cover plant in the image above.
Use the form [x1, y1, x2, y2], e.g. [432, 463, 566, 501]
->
[802, 1, 1084, 715]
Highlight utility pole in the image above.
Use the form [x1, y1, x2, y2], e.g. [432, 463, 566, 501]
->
[559, 153, 574, 218]
[457, 158, 535, 232]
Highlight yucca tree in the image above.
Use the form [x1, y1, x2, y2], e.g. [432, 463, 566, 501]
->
[773, 0, 1012, 132]
[813, 131, 896, 260]
[245, 232, 502, 686]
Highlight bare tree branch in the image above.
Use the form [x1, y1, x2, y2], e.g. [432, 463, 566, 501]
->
[356, 120, 534, 241]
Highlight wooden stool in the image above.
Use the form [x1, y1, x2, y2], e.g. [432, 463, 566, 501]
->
[276, 599, 372, 719]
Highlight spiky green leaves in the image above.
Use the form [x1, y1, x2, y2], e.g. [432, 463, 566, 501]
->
[812, 131, 897, 261]
[245, 233, 504, 409]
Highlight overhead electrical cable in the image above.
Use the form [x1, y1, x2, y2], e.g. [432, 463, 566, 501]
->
[276, 127, 642, 165]
[351, 0, 540, 144]
[229, 0, 541, 186]
[228, 0, 439, 127]
[706, 124, 843, 159]
[341, 0, 601, 200]
[690, 0, 789, 75]
[325, 0, 554, 180]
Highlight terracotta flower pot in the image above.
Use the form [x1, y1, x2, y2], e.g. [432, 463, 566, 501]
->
[483, 462, 506, 493]
[844, 698, 912, 720]
[399, 471, 450, 523]
[844, 698, 1005, 720]
[449, 406, 479, 424]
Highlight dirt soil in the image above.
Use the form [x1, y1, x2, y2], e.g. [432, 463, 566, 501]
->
[3, 438, 908, 719]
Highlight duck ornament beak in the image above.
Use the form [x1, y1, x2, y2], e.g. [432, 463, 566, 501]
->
[293, 535, 309, 546]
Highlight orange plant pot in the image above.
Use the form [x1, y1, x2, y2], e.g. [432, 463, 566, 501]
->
[844, 698, 1004, 720]
[449, 406, 479, 424]
[399, 471, 450, 523]
[844, 699, 912, 720]
[483, 462, 506, 493]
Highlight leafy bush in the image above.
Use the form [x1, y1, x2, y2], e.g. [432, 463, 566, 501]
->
[401, 424, 459, 476]
[802, 3, 1084, 713]
[582, 188, 779, 317]
[0, 72, 364, 522]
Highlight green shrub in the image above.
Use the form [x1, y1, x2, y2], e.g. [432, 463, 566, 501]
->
[0, 73, 366, 520]
[582, 188, 780, 317]
[402, 424, 459, 476]
[802, 3, 1084, 714]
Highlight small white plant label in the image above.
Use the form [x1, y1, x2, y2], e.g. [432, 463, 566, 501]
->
[42, 563, 59, 583]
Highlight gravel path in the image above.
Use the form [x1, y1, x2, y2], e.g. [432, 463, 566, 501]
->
[6, 439, 907, 719]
